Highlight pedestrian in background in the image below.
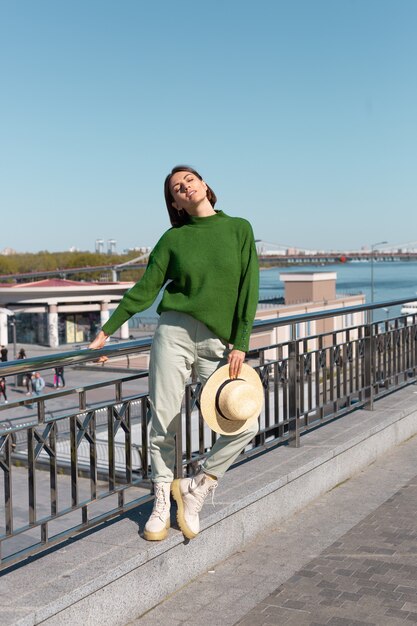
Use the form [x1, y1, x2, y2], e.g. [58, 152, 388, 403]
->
[17, 348, 27, 386]
[89, 165, 260, 542]
[32, 372, 45, 396]
[25, 372, 34, 395]
[54, 366, 65, 388]
[0, 345, 8, 362]
[0, 377, 8, 403]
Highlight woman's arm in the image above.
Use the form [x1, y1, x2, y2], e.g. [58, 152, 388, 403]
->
[88, 237, 169, 358]
[231, 221, 260, 353]
[101, 252, 167, 336]
[228, 222, 259, 379]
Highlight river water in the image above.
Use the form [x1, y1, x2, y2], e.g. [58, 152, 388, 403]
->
[260, 261, 417, 321]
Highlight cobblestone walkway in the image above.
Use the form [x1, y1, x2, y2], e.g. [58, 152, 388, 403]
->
[132, 434, 417, 626]
[237, 477, 417, 626]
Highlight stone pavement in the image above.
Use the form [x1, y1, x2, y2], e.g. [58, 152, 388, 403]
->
[131, 431, 417, 626]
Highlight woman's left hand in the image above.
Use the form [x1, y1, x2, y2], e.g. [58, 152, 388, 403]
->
[88, 330, 109, 363]
[228, 349, 245, 379]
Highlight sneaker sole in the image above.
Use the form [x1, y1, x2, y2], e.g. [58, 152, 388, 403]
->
[143, 518, 170, 542]
[171, 480, 198, 540]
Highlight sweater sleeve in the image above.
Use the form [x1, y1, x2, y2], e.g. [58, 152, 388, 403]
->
[102, 243, 169, 336]
[232, 222, 259, 352]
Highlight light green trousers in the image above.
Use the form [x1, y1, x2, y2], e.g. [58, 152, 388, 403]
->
[149, 311, 259, 483]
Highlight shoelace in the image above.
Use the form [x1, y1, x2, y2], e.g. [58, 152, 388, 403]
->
[188, 479, 217, 513]
[151, 485, 169, 519]
[209, 483, 217, 507]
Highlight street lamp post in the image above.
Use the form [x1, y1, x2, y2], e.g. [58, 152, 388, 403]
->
[370, 241, 388, 305]
[10, 317, 17, 357]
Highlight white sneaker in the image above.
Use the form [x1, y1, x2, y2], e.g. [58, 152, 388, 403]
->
[143, 482, 171, 541]
[171, 472, 218, 539]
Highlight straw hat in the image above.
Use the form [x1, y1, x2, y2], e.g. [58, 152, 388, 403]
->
[200, 363, 264, 435]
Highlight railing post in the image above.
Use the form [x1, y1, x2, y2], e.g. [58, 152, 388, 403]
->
[255, 349, 267, 448]
[141, 397, 150, 479]
[364, 310, 374, 410]
[4, 434, 13, 535]
[174, 424, 183, 479]
[27, 428, 36, 524]
[288, 323, 300, 447]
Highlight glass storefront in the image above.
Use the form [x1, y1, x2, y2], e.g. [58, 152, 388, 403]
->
[58, 312, 100, 345]
[8, 311, 100, 346]
[9, 312, 48, 345]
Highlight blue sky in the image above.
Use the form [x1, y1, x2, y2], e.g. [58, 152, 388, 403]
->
[1, 0, 416, 253]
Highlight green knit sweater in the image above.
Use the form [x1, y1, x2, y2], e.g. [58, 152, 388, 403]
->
[102, 211, 259, 352]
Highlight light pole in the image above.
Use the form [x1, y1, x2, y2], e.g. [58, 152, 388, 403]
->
[370, 241, 388, 304]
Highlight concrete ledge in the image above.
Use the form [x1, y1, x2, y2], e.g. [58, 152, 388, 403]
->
[3, 383, 417, 625]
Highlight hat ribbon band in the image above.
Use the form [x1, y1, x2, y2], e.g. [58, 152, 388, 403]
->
[215, 378, 244, 422]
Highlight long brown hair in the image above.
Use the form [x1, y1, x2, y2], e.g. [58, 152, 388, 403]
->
[164, 165, 217, 227]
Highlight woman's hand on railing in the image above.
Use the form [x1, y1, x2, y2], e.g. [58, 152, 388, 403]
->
[228, 349, 245, 379]
[88, 331, 109, 363]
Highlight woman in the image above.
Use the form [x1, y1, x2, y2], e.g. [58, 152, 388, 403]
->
[89, 165, 259, 541]
[54, 366, 65, 388]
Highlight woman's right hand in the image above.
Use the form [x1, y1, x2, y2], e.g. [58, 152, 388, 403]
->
[88, 331, 109, 363]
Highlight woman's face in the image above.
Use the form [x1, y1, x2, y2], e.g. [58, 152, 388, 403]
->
[169, 170, 208, 213]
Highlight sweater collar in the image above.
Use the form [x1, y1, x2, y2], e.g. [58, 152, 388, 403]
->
[187, 210, 225, 225]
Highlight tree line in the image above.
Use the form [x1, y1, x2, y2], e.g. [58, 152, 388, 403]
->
[0, 251, 147, 283]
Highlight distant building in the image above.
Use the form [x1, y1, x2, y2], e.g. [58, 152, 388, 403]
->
[251, 272, 365, 361]
[123, 246, 152, 255]
[95, 239, 104, 254]
[107, 239, 117, 255]
[0, 278, 134, 348]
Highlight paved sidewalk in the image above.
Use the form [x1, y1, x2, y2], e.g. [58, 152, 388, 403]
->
[131, 433, 417, 626]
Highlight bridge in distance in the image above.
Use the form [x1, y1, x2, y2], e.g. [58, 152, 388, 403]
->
[1, 246, 417, 282]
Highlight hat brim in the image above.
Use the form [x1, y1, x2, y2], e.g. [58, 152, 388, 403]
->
[200, 363, 263, 435]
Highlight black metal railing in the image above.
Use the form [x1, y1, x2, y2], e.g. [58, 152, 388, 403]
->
[1, 297, 416, 569]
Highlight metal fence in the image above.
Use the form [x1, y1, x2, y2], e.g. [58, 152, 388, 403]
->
[1, 297, 416, 569]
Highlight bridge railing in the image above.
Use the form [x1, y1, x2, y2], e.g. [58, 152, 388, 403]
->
[0, 296, 416, 569]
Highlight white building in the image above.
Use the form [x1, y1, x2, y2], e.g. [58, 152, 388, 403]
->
[0, 278, 134, 348]
[251, 272, 366, 360]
